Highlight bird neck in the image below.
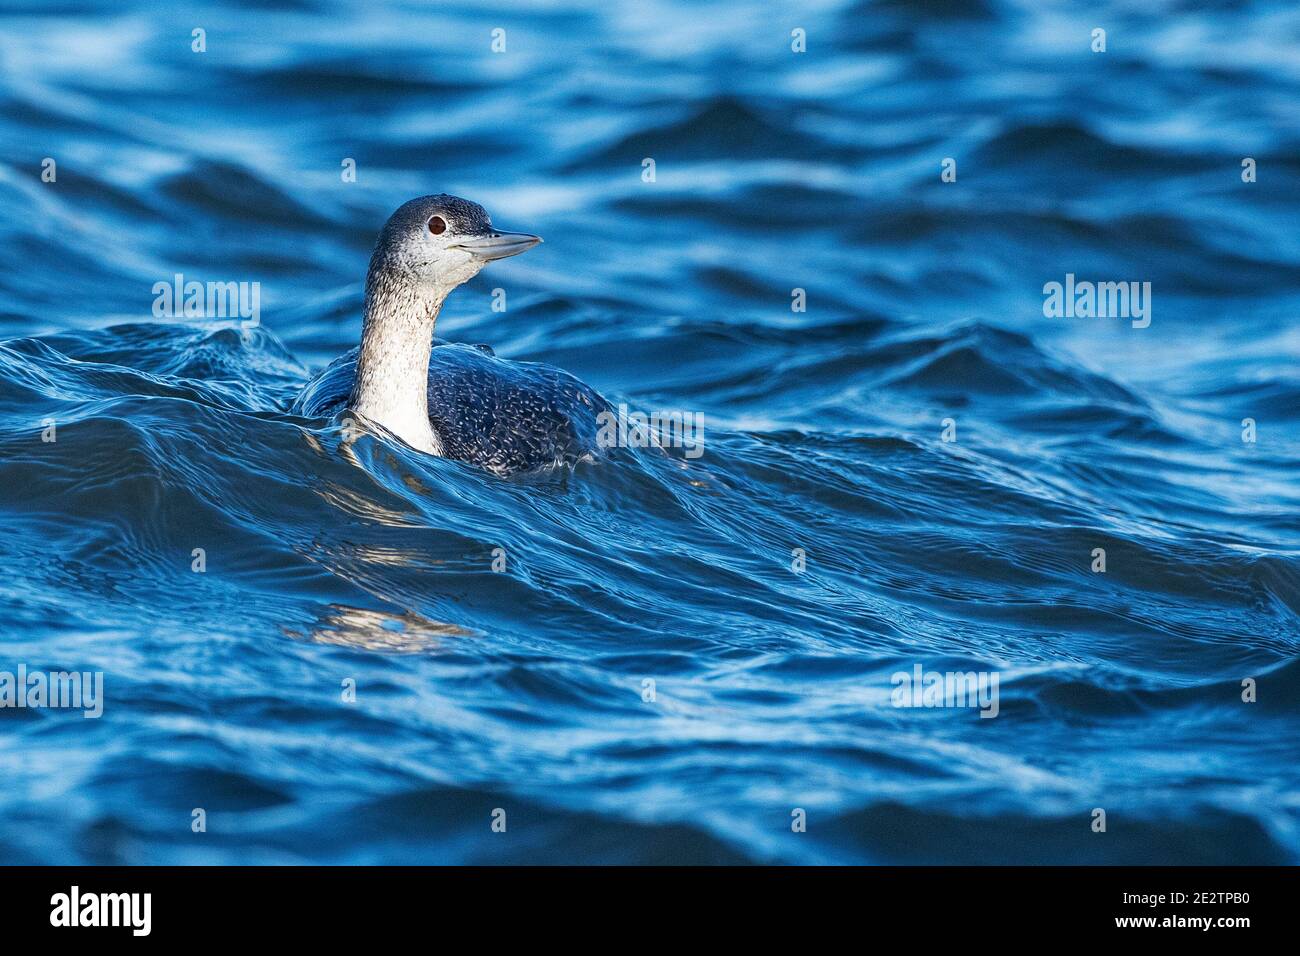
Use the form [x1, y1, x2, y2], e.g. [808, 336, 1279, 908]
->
[349, 264, 448, 455]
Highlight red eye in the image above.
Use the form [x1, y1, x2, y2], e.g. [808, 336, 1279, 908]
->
[428, 216, 447, 235]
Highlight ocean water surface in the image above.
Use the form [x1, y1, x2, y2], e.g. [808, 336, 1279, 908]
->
[1, 0, 1298, 864]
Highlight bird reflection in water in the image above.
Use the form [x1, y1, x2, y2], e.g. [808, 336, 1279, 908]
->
[283, 604, 475, 653]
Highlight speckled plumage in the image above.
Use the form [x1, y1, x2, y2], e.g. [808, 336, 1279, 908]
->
[290, 195, 611, 475]
[292, 341, 611, 474]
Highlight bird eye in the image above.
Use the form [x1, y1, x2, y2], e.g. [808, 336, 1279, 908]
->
[428, 216, 447, 235]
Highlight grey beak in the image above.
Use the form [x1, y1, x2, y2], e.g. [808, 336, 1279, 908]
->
[453, 231, 543, 262]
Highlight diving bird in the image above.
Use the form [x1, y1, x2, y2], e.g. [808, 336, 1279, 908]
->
[292, 195, 610, 475]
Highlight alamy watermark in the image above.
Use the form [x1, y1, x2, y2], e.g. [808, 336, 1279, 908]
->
[1043, 273, 1151, 328]
[891, 663, 999, 718]
[50, 886, 150, 936]
[0, 665, 103, 718]
[596, 403, 704, 459]
[152, 273, 260, 330]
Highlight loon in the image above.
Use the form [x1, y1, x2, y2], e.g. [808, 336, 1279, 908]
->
[291, 194, 610, 475]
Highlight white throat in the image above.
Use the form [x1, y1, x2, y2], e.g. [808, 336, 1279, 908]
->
[349, 270, 450, 455]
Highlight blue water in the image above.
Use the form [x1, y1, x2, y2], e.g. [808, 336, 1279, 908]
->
[1, 0, 1298, 865]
